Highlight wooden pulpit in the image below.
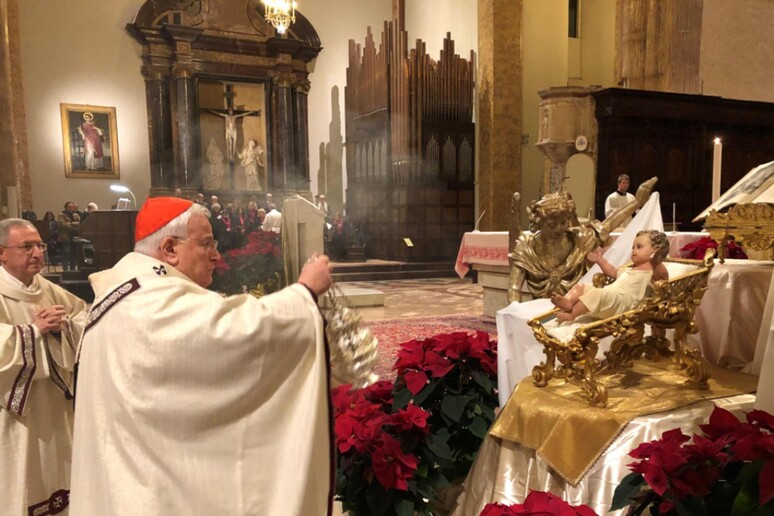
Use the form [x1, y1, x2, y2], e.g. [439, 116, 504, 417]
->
[281, 197, 325, 284]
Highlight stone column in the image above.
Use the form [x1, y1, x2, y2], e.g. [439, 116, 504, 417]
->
[476, 0, 522, 231]
[293, 80, 311, 192]
[0, 0, 32, 212]
[171, 59, 198, 190]
[142, 65, 174, 192]
[272, 75, 295, 191]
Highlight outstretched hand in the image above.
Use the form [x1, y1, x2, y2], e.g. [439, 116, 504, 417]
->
[298, 253, 333, 297]
[587, 247, 604, 263]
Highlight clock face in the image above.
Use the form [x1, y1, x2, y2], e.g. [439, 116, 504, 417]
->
[575, 136, 588, 152]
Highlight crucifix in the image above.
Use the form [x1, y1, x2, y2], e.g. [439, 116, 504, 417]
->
[208, 84, 261, 162]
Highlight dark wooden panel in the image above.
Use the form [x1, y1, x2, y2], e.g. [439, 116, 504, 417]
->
[78, 211, 137, 271]
[594, 88, 774, 230]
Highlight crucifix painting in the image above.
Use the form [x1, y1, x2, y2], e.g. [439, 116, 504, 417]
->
[199, 80, 267, 192]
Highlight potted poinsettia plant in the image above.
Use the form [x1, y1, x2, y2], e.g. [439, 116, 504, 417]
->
[333, 331, 499, 515]
[209, 230, 283, 295]
[480, 491, 597, 515]
[611, 405, 774, 515]
[333, 380, 443, 516]
[392, 330, 499, 484]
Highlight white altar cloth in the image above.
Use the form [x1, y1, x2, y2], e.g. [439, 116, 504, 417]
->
[450, 394, 756, 516]
[455, 231, 509, 278]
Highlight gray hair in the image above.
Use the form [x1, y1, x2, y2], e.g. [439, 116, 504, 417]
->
[134, 204, 210, 257]
[637, 229, 670, 260]
[617, 174, 630, 183]
[0, 218, 36, 246]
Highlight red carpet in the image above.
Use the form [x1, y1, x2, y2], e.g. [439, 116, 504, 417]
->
[367, 314, 497, 380]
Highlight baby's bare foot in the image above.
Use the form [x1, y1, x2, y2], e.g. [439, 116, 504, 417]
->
[556, 311, 575, 323]
[551, 294, 571, 311]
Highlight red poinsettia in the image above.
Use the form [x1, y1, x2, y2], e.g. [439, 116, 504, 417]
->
[480, 491, 597, 515]
[613, 405, 774, 514]
[370, 434, 419, 491]
[680, 236, 747, 260]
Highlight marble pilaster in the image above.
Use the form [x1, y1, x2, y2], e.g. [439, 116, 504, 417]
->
[477, 0, 522, 232]
[0, 0, 32, 213]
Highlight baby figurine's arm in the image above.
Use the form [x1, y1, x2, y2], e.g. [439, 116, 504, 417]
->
[588, 247, 619, 279]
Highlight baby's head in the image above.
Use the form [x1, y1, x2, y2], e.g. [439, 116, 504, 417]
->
[633, 230, 669, 264]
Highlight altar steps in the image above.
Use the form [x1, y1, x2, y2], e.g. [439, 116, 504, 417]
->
[331, 260, 457, 282]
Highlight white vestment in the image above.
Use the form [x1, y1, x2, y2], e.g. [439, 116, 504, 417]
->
[0, 270, 87, 515]
[263, 208, 282, 233]
[604, 191, 636, 226]
[70, 252, 332, 515]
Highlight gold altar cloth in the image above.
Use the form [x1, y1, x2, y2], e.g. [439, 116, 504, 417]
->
[489, 359, 758, 485]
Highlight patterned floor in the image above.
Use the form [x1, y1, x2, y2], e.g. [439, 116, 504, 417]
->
[340, 277, 485, 321]
[337, 278, 495, 380]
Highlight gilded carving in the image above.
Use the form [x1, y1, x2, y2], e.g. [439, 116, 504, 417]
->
[528, 251, 715, 407]
[705, 203, 774, 262]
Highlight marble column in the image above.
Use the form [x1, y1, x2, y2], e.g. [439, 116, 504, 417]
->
[476, 0, 522, 231]
[142, 65, 174, 191]
[0, 0, 32, 212]
[293, 80, 311, 192]
[272, 75, 295, 191]
[171, 60, 199, 190]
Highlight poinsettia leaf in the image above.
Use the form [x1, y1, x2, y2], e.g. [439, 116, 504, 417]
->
[611, 472, 646, 510]
[470, 369, 493, 392]
[412, 377, 441, 405]
[674, 496, 707, 516]
[730, 480, 757, 516]
[365, 482, 392, 516]
[393, 386, 412, 410]
[393, 497, 415, 516]
[469, 416, 489, 439]
[441, 395, 468, 423]
[759, 460, 774, 505]
[425, 432, 453, 461]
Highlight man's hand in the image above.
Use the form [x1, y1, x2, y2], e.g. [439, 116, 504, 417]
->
[33, 305, 67, 335]
[298, 254, 333, 297]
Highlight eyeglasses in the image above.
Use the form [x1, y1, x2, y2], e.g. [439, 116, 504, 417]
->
[172, 237, 218, 251]
[2, 242, 48, 253]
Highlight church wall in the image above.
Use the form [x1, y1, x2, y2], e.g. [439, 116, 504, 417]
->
[577, 0, 615, 88]
[700, 0, 774, 104]
[404, 0, 477, 62]
[303, 0, 392, 207]
[521, 1, 568, 209]
[18, 0, 149, 214]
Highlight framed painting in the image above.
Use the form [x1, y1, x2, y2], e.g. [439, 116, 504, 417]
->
[60, 103, 120, 179]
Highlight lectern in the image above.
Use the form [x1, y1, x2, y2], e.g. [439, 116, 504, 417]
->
[281, 197, 325, 284]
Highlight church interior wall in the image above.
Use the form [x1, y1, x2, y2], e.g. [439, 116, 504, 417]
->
[700, 0, 774, 104]
[520, 0, 570, 210]
[18, 0, 149, 214]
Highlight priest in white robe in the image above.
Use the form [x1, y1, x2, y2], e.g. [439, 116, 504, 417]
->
[604, 173, 636, 227]
[0, 218, 87, 516]
[70, 197, 334, 515]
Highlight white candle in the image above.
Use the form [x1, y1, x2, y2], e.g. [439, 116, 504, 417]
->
[712, 137, 723, 202]
[672, 202, 676, 231]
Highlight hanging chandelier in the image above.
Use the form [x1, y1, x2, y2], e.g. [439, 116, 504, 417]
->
[262, 0, 297, 34]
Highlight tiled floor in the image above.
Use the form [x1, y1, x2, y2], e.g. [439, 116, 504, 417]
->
[338, 278, 485, 321]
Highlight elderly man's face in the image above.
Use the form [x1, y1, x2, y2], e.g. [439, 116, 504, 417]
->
[174, 216, 220, 288]
[0, 225, 45, 285]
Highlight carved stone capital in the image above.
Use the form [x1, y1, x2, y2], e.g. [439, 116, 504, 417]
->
[294, 79, 311, 95]
[171, 61, 194, 78]
[272, 75, 294, 89]
[141, 64, 168, 81]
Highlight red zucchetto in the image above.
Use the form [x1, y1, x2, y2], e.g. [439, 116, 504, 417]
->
[135, 197, 193, 242]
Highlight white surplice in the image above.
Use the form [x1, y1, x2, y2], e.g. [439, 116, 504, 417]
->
[70, 252, 332, 515]
[0, 269, 87, 516]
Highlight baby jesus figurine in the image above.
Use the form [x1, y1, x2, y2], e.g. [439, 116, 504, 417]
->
[551, 230, 670, 322]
